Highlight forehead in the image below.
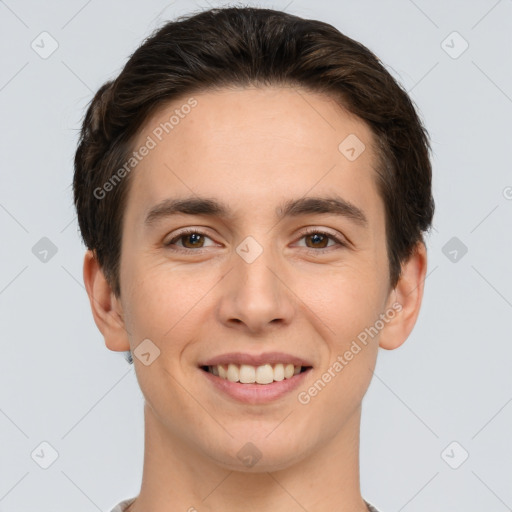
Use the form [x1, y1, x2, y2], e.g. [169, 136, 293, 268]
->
[125, 86, 382, 228]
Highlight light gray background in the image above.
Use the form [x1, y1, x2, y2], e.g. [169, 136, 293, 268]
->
[1, 0, 511, 510]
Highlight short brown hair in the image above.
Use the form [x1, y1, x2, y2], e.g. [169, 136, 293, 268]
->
[73, 6, 434, 298]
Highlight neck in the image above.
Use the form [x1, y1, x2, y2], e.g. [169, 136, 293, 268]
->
[128, 403, 368, 512]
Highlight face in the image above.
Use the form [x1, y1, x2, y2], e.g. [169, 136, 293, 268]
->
[116, 86, 395, 471]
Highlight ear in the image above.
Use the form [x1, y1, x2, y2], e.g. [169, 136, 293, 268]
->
[82, 250, 131, 352]
[379, 241, 428, 350]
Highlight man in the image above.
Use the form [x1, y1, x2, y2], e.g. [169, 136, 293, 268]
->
[73, 6, 433, 511]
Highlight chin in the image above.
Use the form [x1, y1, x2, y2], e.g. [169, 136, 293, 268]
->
[201, 432, 311, 473]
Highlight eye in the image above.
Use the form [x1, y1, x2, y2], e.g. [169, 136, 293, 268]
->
[295, 228, 347, 252]
[164, 228, 216, 251]
[163, 227, 348, 253]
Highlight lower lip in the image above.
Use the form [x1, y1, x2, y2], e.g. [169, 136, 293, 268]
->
[200, 367, 312, 404]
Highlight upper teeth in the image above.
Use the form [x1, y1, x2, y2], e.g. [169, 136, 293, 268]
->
[207, 363, 302, 384]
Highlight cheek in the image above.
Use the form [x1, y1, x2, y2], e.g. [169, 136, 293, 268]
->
[295, 261, 386, 339]
[295, 269, 383, 411]
[122, 259, 219, 348]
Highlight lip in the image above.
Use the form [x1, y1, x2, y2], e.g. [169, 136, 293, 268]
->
[198, 351, 313, 368]
[200, 365, 313, 404]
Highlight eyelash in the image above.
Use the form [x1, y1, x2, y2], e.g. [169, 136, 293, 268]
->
[164, 227, 347, 254]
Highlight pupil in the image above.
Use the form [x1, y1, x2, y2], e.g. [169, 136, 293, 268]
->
[190, 233, 201, 244]
[187, 233, 202, 247]
[310, 233, 326, 247]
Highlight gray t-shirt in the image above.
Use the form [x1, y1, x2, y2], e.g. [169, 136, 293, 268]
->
[110, 496, 382, 511]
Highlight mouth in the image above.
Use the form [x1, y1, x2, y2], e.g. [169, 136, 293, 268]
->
[197, 352, 314, 403]
[198, 361, 313, 404]
[200, 363, 312, 385]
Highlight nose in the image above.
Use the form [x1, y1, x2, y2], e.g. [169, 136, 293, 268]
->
[216, 241, 296, 335]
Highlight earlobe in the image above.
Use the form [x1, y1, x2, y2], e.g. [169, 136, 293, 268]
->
[82, 250, 131, 352]
[379, 241, 428, 351]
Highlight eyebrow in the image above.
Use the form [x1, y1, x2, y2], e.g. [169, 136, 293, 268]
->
[144, 195, 368, 228]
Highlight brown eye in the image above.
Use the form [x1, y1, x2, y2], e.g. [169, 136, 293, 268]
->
[179, 232, 205, 249]
[165, 229, 215, 251]
[296, 229, 347, 252]
[304, 232, 330, 249]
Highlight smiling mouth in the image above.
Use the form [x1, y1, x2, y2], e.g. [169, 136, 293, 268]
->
[200, 363, 312, 385]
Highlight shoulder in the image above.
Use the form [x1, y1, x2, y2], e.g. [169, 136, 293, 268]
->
[364, 499, 382, 512]
[109, 497, 136, 512]
[109, 497, 380, 512]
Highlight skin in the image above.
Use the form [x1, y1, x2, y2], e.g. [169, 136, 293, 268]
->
[83, 86, 427, 512]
